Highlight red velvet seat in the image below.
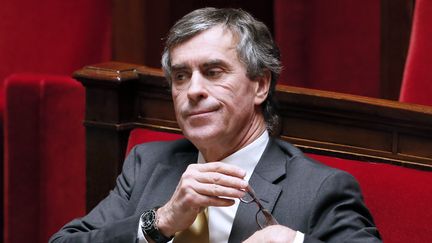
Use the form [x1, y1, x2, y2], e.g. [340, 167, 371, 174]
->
[127, 128, 432, 243]
[3, 74, 86, 243]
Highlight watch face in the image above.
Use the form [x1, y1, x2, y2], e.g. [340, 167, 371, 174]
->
[141, 210, 156, 231]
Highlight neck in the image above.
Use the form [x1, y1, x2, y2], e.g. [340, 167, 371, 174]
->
[199, 117, 267, 162]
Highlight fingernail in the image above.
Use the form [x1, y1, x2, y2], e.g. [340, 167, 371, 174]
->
[241, 180, 248, 188]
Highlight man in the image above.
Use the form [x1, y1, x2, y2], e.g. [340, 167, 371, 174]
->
[50, 7, 381, 243]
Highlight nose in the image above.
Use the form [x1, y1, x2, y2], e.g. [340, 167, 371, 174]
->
[187, 71, 208, 103]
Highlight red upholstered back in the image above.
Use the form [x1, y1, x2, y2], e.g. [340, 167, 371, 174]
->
[3, 74, 85, 243]
[400, 0, 432, 106]
[126, 128, 184, 155]
[127, 128, 432, 243]
[309, 154, 432, 243]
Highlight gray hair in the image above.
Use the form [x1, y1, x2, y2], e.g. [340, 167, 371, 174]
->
[161, 7, 281, 134]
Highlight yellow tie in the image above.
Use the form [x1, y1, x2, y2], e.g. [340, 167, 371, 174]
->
[173, 210, 209, 243]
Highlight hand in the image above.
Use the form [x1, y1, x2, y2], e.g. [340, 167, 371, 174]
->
[243, 225, 297, 243]
[156, 162, 248, 236]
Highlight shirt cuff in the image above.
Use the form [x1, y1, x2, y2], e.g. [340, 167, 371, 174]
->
[137, 217, 149, 243]
[294, 231, 305, 243]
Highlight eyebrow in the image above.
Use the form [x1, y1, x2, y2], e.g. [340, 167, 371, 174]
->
[171, 64, 189, 72]
[202, 59, 229, 68]
[170, 59, 230, 72]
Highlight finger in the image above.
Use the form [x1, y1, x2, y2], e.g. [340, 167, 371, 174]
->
[183, 163, 248, 190]
[195, 171, 248, 189]
[206, 196, 236, 207]
[178, 186, 237, 207]
[195, 162, 246, 178]
[194, 194, 237, 207]
[193, 182, 246, 198]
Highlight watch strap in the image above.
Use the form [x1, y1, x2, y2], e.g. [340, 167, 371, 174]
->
[141, 208, 173, 243]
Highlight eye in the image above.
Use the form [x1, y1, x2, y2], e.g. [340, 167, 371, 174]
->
[205, 68, 223, 79]
[172, 71, 189, 82]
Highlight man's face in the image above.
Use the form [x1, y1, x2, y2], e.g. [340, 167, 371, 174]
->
[170, 26, 268, 154]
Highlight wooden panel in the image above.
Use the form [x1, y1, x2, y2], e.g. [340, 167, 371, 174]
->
[399, 133, 432, 159]
[282, 117, 394, 152]
[85, 128, 130, 209]
[276, 85, 432, 168]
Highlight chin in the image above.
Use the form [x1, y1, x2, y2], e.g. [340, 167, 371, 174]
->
[183, 127, 221, 145]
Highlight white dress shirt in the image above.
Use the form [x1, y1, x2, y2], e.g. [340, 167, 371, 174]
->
[138, 131, 304, 243]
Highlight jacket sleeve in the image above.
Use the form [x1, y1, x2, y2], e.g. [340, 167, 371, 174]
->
[304, 171, 382, 243]
[49, 146, 143, 243]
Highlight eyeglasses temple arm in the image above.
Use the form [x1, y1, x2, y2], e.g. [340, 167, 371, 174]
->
[262, 209, 279, 225]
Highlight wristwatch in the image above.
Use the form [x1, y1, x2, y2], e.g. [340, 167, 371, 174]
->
[140, 208, 173, 243]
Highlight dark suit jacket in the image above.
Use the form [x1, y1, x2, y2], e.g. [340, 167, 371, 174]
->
[50, 138, 381, 243]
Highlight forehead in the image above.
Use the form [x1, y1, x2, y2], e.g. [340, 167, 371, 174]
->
[170, 26, 240, 67]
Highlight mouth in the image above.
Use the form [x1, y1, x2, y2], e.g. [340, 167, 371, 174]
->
[185, 106, 219, 118]
[187, 109, 216, 117]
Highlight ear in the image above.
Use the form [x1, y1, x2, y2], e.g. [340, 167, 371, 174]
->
[254, 70, 271, 105]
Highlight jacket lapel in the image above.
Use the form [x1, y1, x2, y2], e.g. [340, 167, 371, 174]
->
[228, 138, 288, 243]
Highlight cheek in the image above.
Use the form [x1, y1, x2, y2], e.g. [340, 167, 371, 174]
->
[227, 90, 254, 109]
[172, 92, 185, 115]
[211, 84, 237, 104]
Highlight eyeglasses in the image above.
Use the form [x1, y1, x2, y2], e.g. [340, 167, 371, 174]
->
[240, 184, 279, 229]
